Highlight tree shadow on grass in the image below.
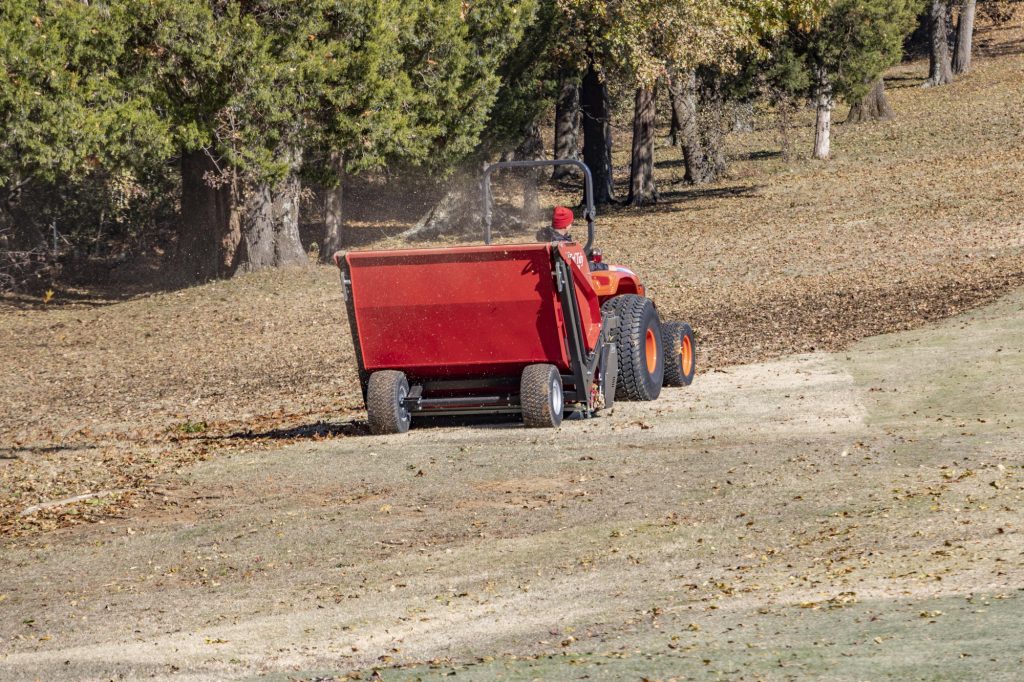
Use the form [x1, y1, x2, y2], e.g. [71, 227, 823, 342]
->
[0, 284, 152, 310]
[978, 37, 1024, 58]
[886, 74, 926, 90]
[737, 150, 783, 162]
[204, 413, 529, 443]
[600, 183, 760, 217]
[654, 158, 685, 170]
[214, 421, 370, 441]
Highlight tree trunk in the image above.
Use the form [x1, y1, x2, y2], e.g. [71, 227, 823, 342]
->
[813, 69, 834, 160]
[697, 77, 728, 182]
[176, 148, 306, 281]
[668, 69, 708, 185]
[176, 149, 236, 282]
[627, 87, 659, 207]
[667, 101, 680, 147]
[552, 75, 582, 180]
[847, 78, 895, 123]
[926, 0, 954, 86]
[952, 0, 976, 75]
[580, 63, 615, 206]
[236, 156, 308, 274]
[322, 151, 345, 261]
[401, 167, 484, 240]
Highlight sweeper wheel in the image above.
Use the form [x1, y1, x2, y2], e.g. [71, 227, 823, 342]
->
[521, 364, 564, 428]
[366, 370, 412, 435]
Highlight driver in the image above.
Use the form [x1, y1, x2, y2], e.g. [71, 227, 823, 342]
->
[538, 206, 574, 242]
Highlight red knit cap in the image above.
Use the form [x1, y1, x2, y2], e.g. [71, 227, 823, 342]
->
[552, 206, 574, 231]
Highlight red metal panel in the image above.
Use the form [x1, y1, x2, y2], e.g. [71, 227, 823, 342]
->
[557, 243, 603, 352]
[346, 245, 571, 379]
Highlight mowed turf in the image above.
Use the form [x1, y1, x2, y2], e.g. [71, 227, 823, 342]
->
[2, 262, 1022, 682]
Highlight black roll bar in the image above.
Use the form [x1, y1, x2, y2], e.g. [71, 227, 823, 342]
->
[482, 160, 597, 256]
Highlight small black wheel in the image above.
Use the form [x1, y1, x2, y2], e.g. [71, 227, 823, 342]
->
[521, 364, 564, 428]
[662, 322, 697, 387]
[602, 295, 664, 401]
[366, 370, 412, 435]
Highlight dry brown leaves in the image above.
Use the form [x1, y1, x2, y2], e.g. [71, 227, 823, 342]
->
[2, 22, 1023, 539]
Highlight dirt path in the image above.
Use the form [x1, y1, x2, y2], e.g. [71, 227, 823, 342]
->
[5, 37, 1024, 540]
[3, 289, 1022, 681]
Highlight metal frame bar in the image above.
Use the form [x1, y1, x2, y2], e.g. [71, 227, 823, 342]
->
[552, 248, 615, 414]
[482, 160, 597, 256]
[337, 254, 371, 400]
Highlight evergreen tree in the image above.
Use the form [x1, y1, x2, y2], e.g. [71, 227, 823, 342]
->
[769, 0, 920, 159]
[125, 0, 535, 279]
[0, 0, 170, 248]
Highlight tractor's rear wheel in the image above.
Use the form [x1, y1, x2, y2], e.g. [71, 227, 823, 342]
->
[521, 364, 564, 428]
[603, 295, 664, 401]
[366, 370, 412, 435]
[662, 322, 697, 387]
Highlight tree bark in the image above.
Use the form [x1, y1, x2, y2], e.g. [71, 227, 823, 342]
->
[952, 0, 976, 75]
[177, 149, 236, 282]
[667, 100, 680, 147]
[847, 78, 895, 123]
[322, 151, 345, 261]
[926, 0, 954, 86]
[176, 148, 306, 282]
[668, 69, 708, 185]
[552, 75, 582, 180]
[813, 69, 835, 160]
[627, 86, 659, 207]
[701, 78, 729, 180]
[235, 154, 308, 274]
[580, 63, 615, 206]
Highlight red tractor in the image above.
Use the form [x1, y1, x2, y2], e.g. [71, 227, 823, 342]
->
[334, 160, 696, 434]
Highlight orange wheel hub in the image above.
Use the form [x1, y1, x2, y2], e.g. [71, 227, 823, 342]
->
[681, 335, 693, 375]
[645, 328, 657, 373]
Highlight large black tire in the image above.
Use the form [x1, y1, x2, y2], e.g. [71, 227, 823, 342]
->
[602, 295, 664, 401]
[662, 322, 697, 387]
[520, 364, 564, 428]
[366, 370, 412, 435]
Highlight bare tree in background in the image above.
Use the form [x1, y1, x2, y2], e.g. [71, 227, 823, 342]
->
[667, 69, 709, 185]
[953, 0, 977, 75]
[552, 74, 582, 180]
[925, 0, 955, 86]
[580, 64, 616, 205]
[627, 87, 659, 206]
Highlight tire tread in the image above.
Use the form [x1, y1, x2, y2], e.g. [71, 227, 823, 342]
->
[366, 370, 411, 435]
[603, 294, 662, 401]
[662, 321, 696, 387]
[521, 364, 562, 428]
